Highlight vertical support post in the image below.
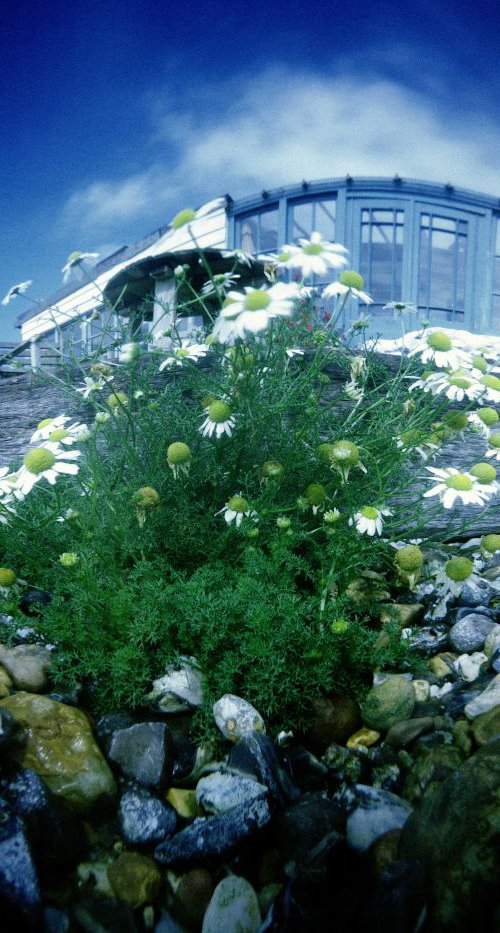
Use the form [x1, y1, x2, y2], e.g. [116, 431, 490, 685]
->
[150, 277, 176, 348]
[30, 338, 41, 371]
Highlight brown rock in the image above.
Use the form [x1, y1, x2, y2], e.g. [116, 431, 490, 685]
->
[346, 727, 380, 749]
[305, 695, 361, 754]
[107, 852, 162, 909]
[385, 717, 435, 749]
[0, 692, 116, 814]
[379, 604, 425, 627]
[172, 868, 214, 929]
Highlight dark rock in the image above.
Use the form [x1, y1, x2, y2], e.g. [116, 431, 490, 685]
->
[93, 712, 137, 755]
[170, 733, 197, 782]
[439, 670, 494, 718]
[0, 768, 87, 876]
[304, 695, 361, 754]
[460, 579, 492, 607]
[0, 708, 16, 748]
[407, 624, 449, 657]
[455, 604, 498, 621]
[107, 851, 162, 908]
[154, 914, 185, 933]
[19, 589, 53, 617]
[72, 897, 139, 932]
[0, 796, 41, 926]
[275, 792, 344, 873]
[385, 717, 435, 749]
[227, 733, 300, 806]
[403, 745, 463, 806]
[322, 742, 369, 786]
[118, 787, 177, 846]
[399, 737, 500, 932]
[42, 906, 71, 932]
[363, 858, 426, 933]
[283, 744, 328, 791]
[108, 721, 174, 791]
[154, 796, 272, 869]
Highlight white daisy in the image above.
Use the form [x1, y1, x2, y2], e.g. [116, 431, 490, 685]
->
[217, 493, 257, 527]
[159, 340, 209, 371]
[478, 374, 500, 403]
[349, 505, 392, 536]
[200, 400, 236, 438]
[410, 370, 483, 402]
[76, 376, 111, 398]
[396, 429, 438, 460]
[0, 467, 23, 500]
[434, 556, 475, 598]
[468, 462, 499, 499]
[212, 282, 300, 344]
[485, 433, 500, 460]
[278, 232, 349, 279]
[467, 407, 499, 437]
[323, 277, 373, 305]
[383, 300, 418, 319]
[31, 415, 70, 443]
[119, 342, 141, 363]
[201, 273, 240, 297]
[423, 467, 487, 509]
[285, 347, 305, 359]
[16, 443, 80, 496]
[61, 251, 99, 284]
[1, 280, 32, 305]
[408, 330, 470, 370]
[344, 380, 364, 402]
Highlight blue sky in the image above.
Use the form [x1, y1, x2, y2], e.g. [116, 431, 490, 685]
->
[2, 0, 500, 339]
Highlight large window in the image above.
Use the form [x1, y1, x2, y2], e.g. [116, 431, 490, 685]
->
[418, 213, 467, 322]
[288, 197, 337, 244]
[235, 206, 279, 253]
[491, 218, 500, 333]
[359, 208, 404, 306]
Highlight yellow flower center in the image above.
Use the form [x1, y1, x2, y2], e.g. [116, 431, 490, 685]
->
[330, 440, 359, 466]
[228, 495, 249, 513]
[305, 483, 327, 505]
[49, 429, 70, 442]
[0, 568, 16, 587]
[208, 401, 232, 423]
[171, 208, 196, 229]
[303, 243, 323, 255]
[107, 392, 128, 409]
[339, 270, 364, 290]
[478, 407, 499, 426]
[244, 290, 271, 311]
[360, 506, 379, 520]
[445, 556, 473, 582]
[427, 332, 452, 352]
[36, 418, 53, 430]
[482, 534, 500, 553]
[133, 486, 161, 508]
[395, 545, 424, 572]
[23, 447, 56, 474]
[489, 433, 500, 449]
[445, 474, 473, 491]
[167, 442, 191, 465]
[470, 462, 496, 484]
[481, 375, 500, 391]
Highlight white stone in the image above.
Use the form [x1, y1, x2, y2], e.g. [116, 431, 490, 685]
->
[213, 694, 266, 742]
[465, 673, 500, 720]
[202, 876, 260, 933]
[196, 771, 268, 814]
[453, 652, 488, 682]
[412, 679, 431, 702]
[148, 656, 204, 712]
[346, 785, 412, 851]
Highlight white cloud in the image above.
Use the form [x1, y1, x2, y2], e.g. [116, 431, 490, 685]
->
[62, 66, 500, 238]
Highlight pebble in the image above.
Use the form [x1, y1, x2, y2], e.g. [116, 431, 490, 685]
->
[227, 733, 299, 806]
[154, 796, 272, 869]
[362, 677, 415, 731]
[108, 722, 174, 791]
[196, 770, 268, 814]
[344, 784, 413, 851]
[465, 673, 500, 719]
[0, 643, 52, 692]
[165, 788, 200, 819]
[201, 876, 261, 933]
[449, 614, 498, 652]
[171, 868, 214, 930]
[0, 797, 41, 924]
[385, 717, 435, 749]
[213, 694, 266, 742]
[148, 656, 204, 712]
[346, 727, 380, 748]
[119, 788, 177, 846]
[107, 852, 162, 909]
[407, 624, 449, 657]
[453, 652, 488, 682]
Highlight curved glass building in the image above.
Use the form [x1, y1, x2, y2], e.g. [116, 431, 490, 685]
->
[228, 176, 500, 338]
[15, 177, 500, 364]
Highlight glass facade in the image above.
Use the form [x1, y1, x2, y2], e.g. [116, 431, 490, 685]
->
[230, 179, 500, 335]
[360, 208, 404, 307]
[418, 213, 467, 323]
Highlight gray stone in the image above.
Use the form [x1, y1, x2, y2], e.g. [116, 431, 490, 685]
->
[148, 656, 204, 712]
[154, 796, 272, 869]
[344, 785, 412, 851]
[108, 721, 173, 791]
[449, 614, 497, 653]
[202, 876, 260, 933]
[0, 643, 52, 692]
[460, 579, 492, 607]
[196, 770, 268, 814]
[465, 673, 500, 719]
[455, 605, 498, 621]
[119, 788, 177, 846]
[213, 694, 266, 742]
[407, 624, 449, 657]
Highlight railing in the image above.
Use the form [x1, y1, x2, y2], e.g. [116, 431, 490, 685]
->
[0, 340, 60, 376]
